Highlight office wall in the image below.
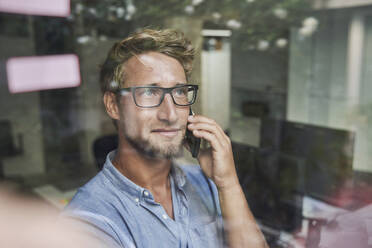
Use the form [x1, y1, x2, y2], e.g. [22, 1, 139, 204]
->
[201, 41, 231, 130]
[75, 38, 118, 170]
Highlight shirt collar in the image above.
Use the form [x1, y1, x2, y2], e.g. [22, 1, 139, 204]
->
[102, 150, 144, 200]
[102, 150, 187, 200]
[170, 162, 186, 189]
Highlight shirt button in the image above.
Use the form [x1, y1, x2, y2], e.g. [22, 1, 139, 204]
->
[162, 214, 168, 220]
[144, 191, 149, 196]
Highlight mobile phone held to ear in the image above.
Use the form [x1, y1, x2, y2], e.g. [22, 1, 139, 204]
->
[185, 108, 201, 158]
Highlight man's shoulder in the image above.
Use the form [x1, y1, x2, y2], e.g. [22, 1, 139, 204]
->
[65, 171, 115, 213]
[62, 169, 136, 247]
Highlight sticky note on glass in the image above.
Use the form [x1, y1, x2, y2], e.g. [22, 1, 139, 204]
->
[6, 54, 81, 93]
[0, 0, 70, 17]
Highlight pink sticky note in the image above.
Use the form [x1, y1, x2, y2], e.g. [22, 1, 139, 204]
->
[6, 54, 81, 93]
[0, 0, 70, 17]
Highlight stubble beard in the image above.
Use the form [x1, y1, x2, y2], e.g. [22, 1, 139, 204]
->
[122, 123, 185, 160]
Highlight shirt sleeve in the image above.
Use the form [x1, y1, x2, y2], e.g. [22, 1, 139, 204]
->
[60, 210, 135, 248]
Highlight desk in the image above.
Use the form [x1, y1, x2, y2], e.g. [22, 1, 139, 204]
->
[33, 185, 76, 209]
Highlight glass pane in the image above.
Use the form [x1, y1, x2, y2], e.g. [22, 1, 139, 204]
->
[1, 1, 371, 248]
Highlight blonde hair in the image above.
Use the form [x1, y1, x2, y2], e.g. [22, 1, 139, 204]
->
[99, 28, 195, 94]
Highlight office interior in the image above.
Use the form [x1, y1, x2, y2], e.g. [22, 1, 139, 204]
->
[1, 1, 372, 247]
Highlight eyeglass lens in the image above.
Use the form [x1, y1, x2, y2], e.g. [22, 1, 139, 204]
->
[134, 85, 196, 107]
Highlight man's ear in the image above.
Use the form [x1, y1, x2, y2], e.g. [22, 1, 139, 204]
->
[103, 92, 120, 121]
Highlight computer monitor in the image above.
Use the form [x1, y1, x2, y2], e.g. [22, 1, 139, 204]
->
[232, 142, 303, 232]
[261, 119, 355, 206]
[232, 119, 355, 232]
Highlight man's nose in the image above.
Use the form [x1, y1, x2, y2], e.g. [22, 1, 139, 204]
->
[157, 93, 178, 123]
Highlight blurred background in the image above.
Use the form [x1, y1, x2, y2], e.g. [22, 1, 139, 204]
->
[1, 0, 372, 247]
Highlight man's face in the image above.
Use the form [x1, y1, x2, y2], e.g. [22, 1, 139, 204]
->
[117, 52, 189, 159]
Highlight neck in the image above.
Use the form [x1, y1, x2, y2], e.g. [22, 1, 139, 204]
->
[112, 136, 172, 190]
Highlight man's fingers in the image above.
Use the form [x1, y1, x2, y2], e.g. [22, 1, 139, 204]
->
[188, 115, 224, 134]
[188, 114, 226, 132]
[188, 122, 227, 145]
[187, 115, 231, 147]
[192, 129, 222, 151]
[188, 114, 213, 123]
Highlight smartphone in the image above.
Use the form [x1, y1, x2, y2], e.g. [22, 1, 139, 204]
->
[185, 108, 201, 158]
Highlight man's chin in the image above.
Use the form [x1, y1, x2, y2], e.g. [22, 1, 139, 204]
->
[148, 135, 185, 158]
[140, 146, 184, 160]
[149, 142, 184, 159]
[125, 134, 183, 160]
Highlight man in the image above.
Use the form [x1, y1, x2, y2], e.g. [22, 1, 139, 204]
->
[64, 28, 267, 248]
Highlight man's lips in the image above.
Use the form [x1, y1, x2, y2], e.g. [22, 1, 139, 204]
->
[151, 128, 181, 138]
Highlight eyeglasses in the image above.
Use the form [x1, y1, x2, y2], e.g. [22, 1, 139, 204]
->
[116, 84, 198, 108]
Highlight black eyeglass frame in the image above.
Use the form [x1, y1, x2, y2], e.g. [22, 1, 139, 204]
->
[115, 84, 199, 108]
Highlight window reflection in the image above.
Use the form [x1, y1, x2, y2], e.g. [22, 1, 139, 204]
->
[0, 1, 372, 247]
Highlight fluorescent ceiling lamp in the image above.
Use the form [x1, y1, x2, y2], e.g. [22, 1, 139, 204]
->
[6, 54, 81, 93]
[201, 29, 232, 37]
[0, 0, 70, 17]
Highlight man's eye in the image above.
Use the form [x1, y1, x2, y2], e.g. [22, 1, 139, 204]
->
[142, 88, 157, 96]
[174, 88, 187, 96]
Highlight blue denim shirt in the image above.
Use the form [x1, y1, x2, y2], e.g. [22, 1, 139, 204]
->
[63, 151, 224, 248]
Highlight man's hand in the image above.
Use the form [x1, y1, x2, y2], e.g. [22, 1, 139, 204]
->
[186, 114, 268, 248]
[186, 114, 239, 190]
